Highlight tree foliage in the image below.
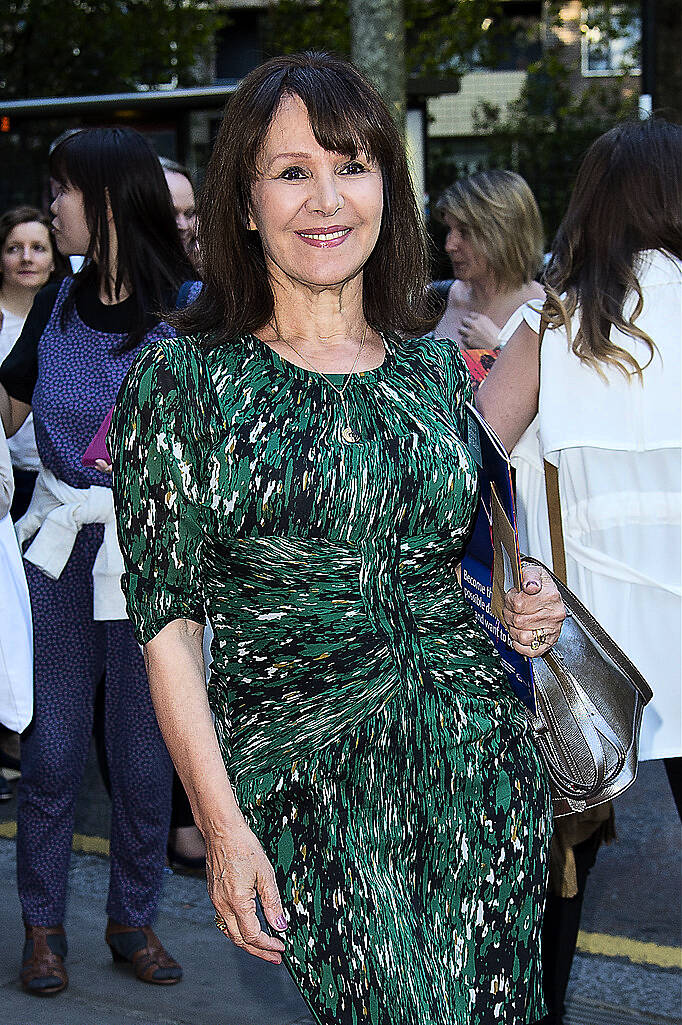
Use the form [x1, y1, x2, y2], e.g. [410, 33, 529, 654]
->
[0, 0, 225, 98]
[264, 0, 515, 77]
[472, 51, 638, 241]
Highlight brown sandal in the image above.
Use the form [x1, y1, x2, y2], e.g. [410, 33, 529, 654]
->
[20, 924, 68, 996]
[105, 919, 182, 985]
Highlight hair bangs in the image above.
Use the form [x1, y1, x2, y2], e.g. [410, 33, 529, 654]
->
[48, 133, 92, 192]
[286, 71, 386, 168]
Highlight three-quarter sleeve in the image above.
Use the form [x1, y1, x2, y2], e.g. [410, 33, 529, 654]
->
[110, 337, 221, 644]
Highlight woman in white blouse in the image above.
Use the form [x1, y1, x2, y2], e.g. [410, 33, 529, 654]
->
[478, 117, 682, 1025]
[0, 207, 56, 797]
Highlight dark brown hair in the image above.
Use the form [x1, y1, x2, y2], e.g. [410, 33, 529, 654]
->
[171, 51, 438, 345]
[544, 118, 682, 379]
[0, 205, 65, 286]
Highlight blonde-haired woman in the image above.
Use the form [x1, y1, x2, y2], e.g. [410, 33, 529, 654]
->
[434, 169, 544, 389]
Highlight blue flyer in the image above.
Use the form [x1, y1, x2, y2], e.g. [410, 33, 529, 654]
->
[462, 402, 536, 712]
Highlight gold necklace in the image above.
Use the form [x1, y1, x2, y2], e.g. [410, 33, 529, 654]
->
[271, 319, 368, 444]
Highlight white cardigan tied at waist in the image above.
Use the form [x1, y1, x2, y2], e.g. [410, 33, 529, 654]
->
[15, 467, 127, 621]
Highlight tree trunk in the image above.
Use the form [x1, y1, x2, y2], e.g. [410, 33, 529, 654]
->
[349, 0, 406, 130]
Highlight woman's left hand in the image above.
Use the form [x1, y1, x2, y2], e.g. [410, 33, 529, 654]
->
[95, 459, 113, 475]
[502, 563, 565, 657]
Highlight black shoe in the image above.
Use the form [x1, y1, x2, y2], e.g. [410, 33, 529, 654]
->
[0, 773, 12, 802]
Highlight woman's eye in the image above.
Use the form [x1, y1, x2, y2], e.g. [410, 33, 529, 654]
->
[278, 166, 308, 181]
[340, 161, 366, 175]
[33, 245, 47, 253]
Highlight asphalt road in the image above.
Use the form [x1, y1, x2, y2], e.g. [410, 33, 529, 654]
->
[1, 744, 680, 1023]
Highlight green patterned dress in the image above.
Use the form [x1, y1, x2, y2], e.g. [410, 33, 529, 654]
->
[110, 329, 551, 1025]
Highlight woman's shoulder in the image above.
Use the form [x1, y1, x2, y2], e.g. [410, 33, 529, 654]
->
[115, 332, 225, 443]
[123, 333, 216, 405]
[635, 249, 682, 287]
[397, 331, 457, 362]
[394, 332, 469, 389]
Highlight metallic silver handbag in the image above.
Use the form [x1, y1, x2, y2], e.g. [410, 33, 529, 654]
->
[521, 553, 653, 818]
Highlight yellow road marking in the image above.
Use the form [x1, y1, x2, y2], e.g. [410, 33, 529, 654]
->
[0, 822, 679, 969]
[0, 820, 110, 856]
[577, 930, 682, 969]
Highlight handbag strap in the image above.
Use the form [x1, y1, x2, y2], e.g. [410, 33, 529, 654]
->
[538, 313, 568, 585]
[432, 279, 454, 300]
[544, 460, 567, 585]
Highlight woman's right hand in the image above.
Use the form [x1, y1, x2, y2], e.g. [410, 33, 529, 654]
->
[458, 311, 500, 350]
[205, 814, 288, 964]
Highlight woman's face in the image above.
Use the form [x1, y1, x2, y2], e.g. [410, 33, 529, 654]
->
[164, 170, 197, 254]
[50, 181, 91, 257]
[443, 212, 488, 283]
[1, 221, 54, 293]
[248, 93, 384, 292]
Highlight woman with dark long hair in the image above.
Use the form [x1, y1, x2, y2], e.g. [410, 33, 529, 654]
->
[111, 53, 564, 1023]
[0, 126, 194, 996]
[478, 117, 682, 1024]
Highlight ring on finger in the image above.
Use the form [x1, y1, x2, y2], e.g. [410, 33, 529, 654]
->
[530, 628, 547, 651]
[214, 913, 229, 934]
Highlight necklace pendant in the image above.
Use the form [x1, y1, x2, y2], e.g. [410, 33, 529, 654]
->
[341, 424, 362, 444]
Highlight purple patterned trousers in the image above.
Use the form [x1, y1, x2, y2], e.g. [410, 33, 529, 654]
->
[17, 525, 173, 927]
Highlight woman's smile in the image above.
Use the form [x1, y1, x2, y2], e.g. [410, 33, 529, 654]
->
[295, 226, 352, 248]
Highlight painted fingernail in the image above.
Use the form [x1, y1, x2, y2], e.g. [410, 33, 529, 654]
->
[276, 915, 288, 930]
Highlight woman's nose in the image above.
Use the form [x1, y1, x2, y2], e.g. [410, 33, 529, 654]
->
[20, 246, 33, 262]
[307, 172, 343, 216]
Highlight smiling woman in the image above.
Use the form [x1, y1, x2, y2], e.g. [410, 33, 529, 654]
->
[110, 52, 562, 1025]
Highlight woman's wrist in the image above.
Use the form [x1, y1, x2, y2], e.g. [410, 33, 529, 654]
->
[193, 785, 247, 839]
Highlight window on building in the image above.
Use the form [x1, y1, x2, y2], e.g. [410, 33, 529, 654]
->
[215, 9, 263, 84]
[581, 4, 640, 77]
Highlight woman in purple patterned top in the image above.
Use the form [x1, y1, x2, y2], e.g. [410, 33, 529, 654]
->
[0, 127, 194, 997]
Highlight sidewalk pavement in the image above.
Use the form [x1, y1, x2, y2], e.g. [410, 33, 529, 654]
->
[0, 839, 313, 1025]
[1, 837, 680, 1025]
